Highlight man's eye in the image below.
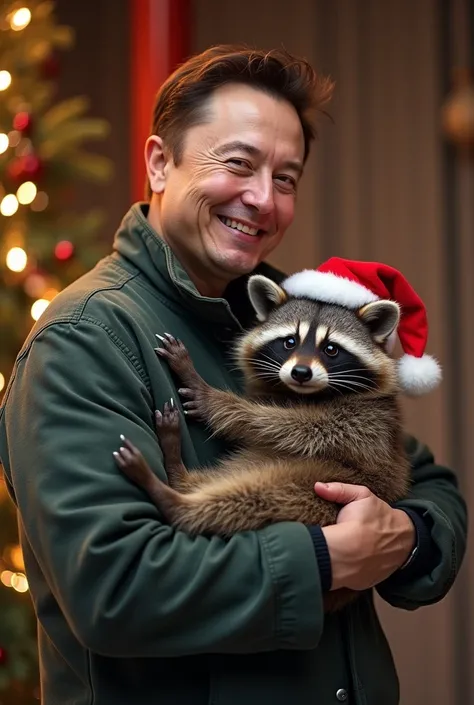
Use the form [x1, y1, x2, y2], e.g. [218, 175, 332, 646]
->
[275, 175, 296, 186]
[283, 336, 297, 350]
[227, 158, 251, 169]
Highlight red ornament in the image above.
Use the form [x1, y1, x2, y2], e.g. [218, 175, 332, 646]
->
[54, 241, 74, 261]
[0, 647, 7, 665]
[6, 154, 43, 185]
[13, 111, 33, 135]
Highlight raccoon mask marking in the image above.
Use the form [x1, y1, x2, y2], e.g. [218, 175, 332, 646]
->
[237, 274, 401, 399]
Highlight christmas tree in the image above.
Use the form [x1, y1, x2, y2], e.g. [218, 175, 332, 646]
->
[0, 1, 113, 702]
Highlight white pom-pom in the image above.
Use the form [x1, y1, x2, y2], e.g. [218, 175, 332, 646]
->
[398, 354, 442, 395]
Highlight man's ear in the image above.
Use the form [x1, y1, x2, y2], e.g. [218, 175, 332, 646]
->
[145, 135, 171, 194]
[248, 275, 288, 321]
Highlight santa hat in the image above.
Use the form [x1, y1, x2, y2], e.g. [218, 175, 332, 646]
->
[282, 257, 442, 395]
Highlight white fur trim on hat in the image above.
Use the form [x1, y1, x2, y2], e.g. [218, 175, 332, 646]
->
[282, 270, 379, 309]
[398, 354, 442, 395]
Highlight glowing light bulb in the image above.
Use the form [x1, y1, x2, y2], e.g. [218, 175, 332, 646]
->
[10, 7, 31, 31]
[0, 570, 13, 587]
[0, 70, 12, 91]
[17, 180, 37, 205]
[31, 298, 49, 321]
[6, 247, 27, 272]
[1, 194, 19, 216]
[11, 572, 28, 592]
[0, 373, 4, 392]
[0, 133, 8, 154]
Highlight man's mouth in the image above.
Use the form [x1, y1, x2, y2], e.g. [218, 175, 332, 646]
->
[217, 215, 264, 237]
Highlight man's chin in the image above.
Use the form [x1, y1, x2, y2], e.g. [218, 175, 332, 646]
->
[213, 252, 262, 277]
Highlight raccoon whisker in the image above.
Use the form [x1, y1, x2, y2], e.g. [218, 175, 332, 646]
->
[329, 381, 367, 394]
[329, 375, 377, 387]
[237, 356, 280, 368]
[327, 368, 371, 376]
[250, 361, 282, 373]
[326, 384, 344, 396]
[329, 380, 379, 393]
[250, 364, 281, 375]
[256, 372, 280, 384]
[328, 373, 377, 385]
[259, 351, 285, 367]
[231, 358, 281, 374]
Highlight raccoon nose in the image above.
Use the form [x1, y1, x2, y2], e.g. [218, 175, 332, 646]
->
[291, 365, 313, 383]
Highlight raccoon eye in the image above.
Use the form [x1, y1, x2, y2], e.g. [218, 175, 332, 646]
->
[283, 336, 297, 350]
[323, 343, 339, 357]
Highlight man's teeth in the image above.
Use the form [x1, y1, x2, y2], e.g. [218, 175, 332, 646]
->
[221, 217, 259, 236]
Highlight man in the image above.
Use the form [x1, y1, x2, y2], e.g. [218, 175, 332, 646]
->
[0, 45, 467, 705]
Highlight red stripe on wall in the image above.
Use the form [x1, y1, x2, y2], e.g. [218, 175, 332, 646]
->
[130, 0, 190, 203]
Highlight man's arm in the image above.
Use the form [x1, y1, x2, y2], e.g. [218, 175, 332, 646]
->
[316, 436, 467, 608]
[377, 435, 468, 608]
[0, 320, 323, 657]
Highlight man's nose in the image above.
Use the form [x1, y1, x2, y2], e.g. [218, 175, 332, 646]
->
[241, 173, 274, 214]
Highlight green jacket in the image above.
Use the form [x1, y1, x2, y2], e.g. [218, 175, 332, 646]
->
[0, 203, 467, 705]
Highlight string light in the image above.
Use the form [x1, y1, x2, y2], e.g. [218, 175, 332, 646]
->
[17, 180, 37, 204]
[6, 247, 27, 272]
[10, 7, 31, 31]
[0, 133, 8, 154]
[11, 572, 29, 593]
[31, 298, 49, 321]
[0, 193, 19, 216]
[55, 240, 74, 260]
[0, 70, 12, 91]
[0, 570, 13, 587]
[0, 373, 4, 392]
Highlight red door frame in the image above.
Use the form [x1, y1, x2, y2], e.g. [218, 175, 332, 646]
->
[130, 0, 190, 202]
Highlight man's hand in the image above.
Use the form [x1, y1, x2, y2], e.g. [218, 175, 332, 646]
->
[315, 482, 416, 591]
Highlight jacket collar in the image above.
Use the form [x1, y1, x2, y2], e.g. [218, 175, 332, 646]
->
[112, 202, 285, 329]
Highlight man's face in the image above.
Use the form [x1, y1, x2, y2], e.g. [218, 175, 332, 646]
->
[148, 83, 305, 293]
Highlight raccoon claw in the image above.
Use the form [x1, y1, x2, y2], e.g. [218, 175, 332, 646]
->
[154, 334, 196, 385]
[114, 436, 154, 488]
[155, 402, 181, 457]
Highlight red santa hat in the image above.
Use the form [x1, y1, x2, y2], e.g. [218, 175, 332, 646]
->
[282, 257, 442, 395]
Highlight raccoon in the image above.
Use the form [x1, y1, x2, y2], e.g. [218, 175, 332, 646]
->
[114, 274, 412, 610]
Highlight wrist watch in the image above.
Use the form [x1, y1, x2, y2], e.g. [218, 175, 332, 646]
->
[399, 541, 419, 570]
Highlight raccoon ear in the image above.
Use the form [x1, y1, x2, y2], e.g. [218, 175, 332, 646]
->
[248, 275, 288, 321]
[358, 300, 400, 344]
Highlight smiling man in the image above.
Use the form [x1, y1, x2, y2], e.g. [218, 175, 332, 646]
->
[146, 80, 306, 295]
[0, 45, 467, 705]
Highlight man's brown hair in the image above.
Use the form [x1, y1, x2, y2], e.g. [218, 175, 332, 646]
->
[146, 45, 334, 198]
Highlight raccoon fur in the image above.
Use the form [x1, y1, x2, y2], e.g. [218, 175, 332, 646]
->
[115, 275, 412, 611]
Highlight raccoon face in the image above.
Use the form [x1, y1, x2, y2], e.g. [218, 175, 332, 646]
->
[235, 275, 400, 399]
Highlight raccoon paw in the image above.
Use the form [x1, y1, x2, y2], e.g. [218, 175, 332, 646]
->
[114, 436, 154, 489]
[154, 333, 197, 386]
[178, 387, 206, 421]
[155, 400, 181, 452]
